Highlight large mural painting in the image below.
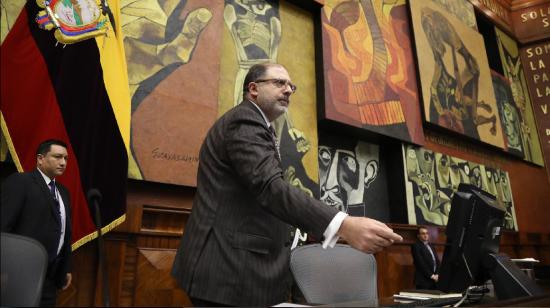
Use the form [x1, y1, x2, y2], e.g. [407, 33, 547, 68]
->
[410, 0, 505, 149]
[403, 144, 518, 231]
[318, 136, 389, 222]
[492, 71, 524, 157]
[321, 0, 425, 145]
[495, 27, 544, 166]
[218, 0, 320, 198]
[123, 0, 224, 185]
[430, 0, 477, 30]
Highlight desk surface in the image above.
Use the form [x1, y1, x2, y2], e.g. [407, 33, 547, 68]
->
[322, 294, 550, 307]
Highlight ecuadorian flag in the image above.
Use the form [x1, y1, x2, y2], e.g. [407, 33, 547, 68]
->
[1, 0, 130, 250]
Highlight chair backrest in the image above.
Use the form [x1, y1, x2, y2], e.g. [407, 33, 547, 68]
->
[290, 243, 377, 304]
[1, 232, 48, 307]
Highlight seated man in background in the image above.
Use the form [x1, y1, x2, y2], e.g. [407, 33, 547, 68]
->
[412, 226, 440, 290]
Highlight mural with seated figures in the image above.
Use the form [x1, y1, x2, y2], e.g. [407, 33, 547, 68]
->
[409, 0, 505, 149]
[403, 144, 517, 230]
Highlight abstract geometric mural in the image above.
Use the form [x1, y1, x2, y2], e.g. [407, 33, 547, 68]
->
[403, 144, 517, 230]
[318, 136, 389, 222]
[321, 0, 425, 144]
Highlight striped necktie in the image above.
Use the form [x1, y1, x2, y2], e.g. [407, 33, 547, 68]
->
[269, 126, 281, 160]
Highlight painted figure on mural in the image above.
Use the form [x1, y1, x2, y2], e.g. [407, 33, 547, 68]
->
[405, 146, 450, 226]
[435, 153, 452, 190]
[121, 0, 212, 178]
[318, 141, 379, 217]
[224, 0, 316, 198]
[322, 0, 423, 142]
[224, 0, 281, 106]
[492, 72, 524, 156]
[483, 167, 516, 230]
[421, 7, 497, 138]
[497, 170, 516, 230]
[467, 163, 482, 189]
[496, 30, 537, 162]
[404, 145, 518, 230]
[430, 0, 477, 29]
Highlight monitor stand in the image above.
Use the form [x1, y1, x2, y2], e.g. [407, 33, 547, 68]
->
[485, 253, 545, 300]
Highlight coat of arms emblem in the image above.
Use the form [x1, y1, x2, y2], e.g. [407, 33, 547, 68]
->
[35, 0, 111, 44]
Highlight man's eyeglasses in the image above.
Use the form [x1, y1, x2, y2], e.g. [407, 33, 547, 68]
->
[254, 78, 297, 93]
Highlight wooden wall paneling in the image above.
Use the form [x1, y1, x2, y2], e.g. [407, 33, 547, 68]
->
[376, 244, 416, 298]
[500, 231, 520, 258]
[470, 0, 515, 37]
[104, 238, 128, 306]
[141, 205, 189, 236]
[518, 232, 542, 259]
[511, 1, 550, 43]
[119, 236, 138, 307]
[375, 225, 443, 298]
[136, 234, 182, 250]
[92, 236, 128, 307]
[134, 248, 191, 307]
[58, 241, 98, 306]
[537, 234, 550, 264]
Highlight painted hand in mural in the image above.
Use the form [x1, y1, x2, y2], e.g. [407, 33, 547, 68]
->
[122, 0, 213, 179]
[283, 166, 313, 198]
[288, 127, 310, 154]
[122, 0, 212, 101]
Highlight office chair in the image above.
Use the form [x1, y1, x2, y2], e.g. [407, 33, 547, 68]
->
[1, 232, 48, 307]
[290, 243, 378, 304]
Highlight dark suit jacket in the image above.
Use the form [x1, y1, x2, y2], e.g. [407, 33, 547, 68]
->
[411, 240, 440, 289]
[171, 100, 338, 306]
[1, 169, 72, 288]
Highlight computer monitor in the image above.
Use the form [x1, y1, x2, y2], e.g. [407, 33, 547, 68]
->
[437, 183, 544, 299]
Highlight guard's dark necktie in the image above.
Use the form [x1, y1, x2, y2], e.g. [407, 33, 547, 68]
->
[49, 180, 62, 225]
[48, 180, 62, 261]
[269, 126, 281, 160]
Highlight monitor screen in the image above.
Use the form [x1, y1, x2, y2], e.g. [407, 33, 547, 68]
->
[437, 183, 505, 293]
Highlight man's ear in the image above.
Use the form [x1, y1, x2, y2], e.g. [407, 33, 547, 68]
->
[248, 82, 259, 98]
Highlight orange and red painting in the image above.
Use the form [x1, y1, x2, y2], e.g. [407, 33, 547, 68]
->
[321, 0, 424, 144]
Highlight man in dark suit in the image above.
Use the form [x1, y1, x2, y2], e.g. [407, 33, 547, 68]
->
[412, 226, 440, 289]
[1, 139, 72, 306]
[171, 63, 403, 306]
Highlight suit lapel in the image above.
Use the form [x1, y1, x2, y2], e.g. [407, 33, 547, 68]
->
[240, 100, 281, 163]
[31, 169, 61, 227]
